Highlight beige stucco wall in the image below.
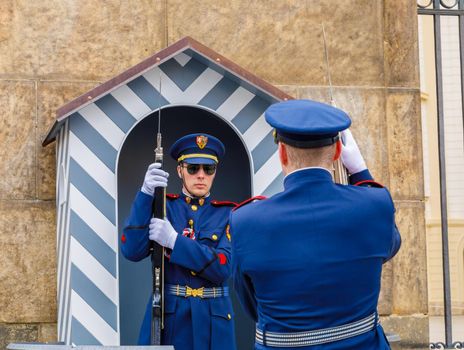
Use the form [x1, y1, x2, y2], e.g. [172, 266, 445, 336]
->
[0, 1, 427, 348]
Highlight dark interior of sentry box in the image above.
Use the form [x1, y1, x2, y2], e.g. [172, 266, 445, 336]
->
[117, 105, 254, 348]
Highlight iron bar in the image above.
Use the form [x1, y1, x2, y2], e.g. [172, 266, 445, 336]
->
[461, 1, 464, 153]
[433, 0, 453, 346]
[418, 9, 464, 15]
[418, 0, 459, 347]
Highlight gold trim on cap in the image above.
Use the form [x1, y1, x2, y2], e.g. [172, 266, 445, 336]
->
[177, 153, 218, 163]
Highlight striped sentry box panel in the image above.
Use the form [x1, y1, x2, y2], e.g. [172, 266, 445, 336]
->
[53, 42, 292, 345]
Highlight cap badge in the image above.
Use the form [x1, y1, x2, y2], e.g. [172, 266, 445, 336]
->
[196, 135, 208, 149]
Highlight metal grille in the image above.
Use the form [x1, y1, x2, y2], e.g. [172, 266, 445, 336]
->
[418, 1, 464, 348]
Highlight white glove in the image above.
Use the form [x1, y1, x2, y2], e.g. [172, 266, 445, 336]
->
[149, 218, 178, 249]
[141, 163, 169, 196]
[341, 129, 367, 175]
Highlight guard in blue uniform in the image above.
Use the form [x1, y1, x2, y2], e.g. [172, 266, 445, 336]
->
[230, 100, 401, 350]
[121, 133, 237, 350]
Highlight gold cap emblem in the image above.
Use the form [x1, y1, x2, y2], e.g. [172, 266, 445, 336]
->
[196, 135, 208, 150]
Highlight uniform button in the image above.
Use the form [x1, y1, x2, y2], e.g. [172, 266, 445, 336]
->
[191, 205, 198, 211]
[212, 234, 218, 241]
[227, 314, 231, 320]
[188, 219, 194, 226]
[190, 271, 197, 276]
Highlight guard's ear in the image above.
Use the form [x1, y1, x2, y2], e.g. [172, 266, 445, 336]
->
[279, 142, 288, 166]
[333, 140, 342, 161]
[177, 164, 182, 178]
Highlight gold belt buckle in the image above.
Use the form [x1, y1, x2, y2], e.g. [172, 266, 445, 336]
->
[185, 286, 204, 298]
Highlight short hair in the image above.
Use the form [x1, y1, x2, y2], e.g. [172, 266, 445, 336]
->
[285, 143, 336, 169]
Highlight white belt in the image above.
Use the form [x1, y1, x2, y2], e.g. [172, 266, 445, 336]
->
[256, 312, 378, 347]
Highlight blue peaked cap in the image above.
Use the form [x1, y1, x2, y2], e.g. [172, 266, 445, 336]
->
[169, 133, 225, 165]
[265, 99, 351, 148]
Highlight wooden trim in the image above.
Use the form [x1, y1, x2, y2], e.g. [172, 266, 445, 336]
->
[46, 36, 294, 146]
[56, 37, 192, 121]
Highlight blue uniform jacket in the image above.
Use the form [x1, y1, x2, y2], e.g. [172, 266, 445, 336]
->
[121, 191, 236, 350]
[231, 168, 401, 350]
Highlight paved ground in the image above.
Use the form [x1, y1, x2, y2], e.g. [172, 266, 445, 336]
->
[429, 316, 464, 343]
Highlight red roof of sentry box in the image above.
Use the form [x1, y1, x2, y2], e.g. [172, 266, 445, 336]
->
[43, 36, 293, 146]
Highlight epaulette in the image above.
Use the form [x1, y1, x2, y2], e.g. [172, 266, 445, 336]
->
[166, 193, 180, 200]
[233, 196, 267, 211]
[353, 180, 384, 188]
[211, 200, 238, 207]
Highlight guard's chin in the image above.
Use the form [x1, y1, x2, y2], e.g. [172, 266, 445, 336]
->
[187, 187, 208, 198]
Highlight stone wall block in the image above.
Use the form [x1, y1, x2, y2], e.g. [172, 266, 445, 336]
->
[0, 1, 166, 80]
[38, 323, 57, 343]
[38, 81, 98, 200]
[0, 323, 38, 350]
[391, 201, 428, 314]
[320, 0, 385, 86]
[0, 201, 56, 323]
[384, 0, 420, 88]
[386, 90, 424, 200]
[168, 0, 325, 85]
[168, 0, 384, 86]
[299, 86, 389, 185]
[379, 261, 393, 315]
[0, 81, 36, 200]
[275, 85, 298, 99]
[381, 315, 429, 349]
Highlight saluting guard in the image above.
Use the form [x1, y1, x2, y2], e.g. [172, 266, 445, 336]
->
[230, 99, 401, 349]
[121, 133, 237, 350]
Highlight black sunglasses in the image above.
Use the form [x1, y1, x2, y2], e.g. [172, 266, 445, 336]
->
[182, 163, 217, 176]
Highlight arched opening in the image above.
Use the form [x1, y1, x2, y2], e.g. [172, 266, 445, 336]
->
[117, 105, 254, 347]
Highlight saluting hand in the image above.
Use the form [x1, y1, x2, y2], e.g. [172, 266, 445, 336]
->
[141, 162, 169, 197]
[149, 218, 178, 249]
[341, 129, 367, 175]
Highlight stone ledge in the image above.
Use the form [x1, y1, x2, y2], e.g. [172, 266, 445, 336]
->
[38, 324, 56, 343]
[381, 314, 429, 349]
[0, 323, 38, 350]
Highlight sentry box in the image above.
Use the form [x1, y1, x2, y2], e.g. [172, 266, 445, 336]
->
[42, 37, 295, 348]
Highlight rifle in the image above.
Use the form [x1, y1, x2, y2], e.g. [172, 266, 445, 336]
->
[322, 23, 349, 185]
[150, 79, 165, 345]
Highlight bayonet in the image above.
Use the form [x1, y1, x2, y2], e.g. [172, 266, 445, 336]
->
[322, 23, 349, 185]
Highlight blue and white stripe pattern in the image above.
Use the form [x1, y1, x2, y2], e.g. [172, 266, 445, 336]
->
[56, 49, 285, 345]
